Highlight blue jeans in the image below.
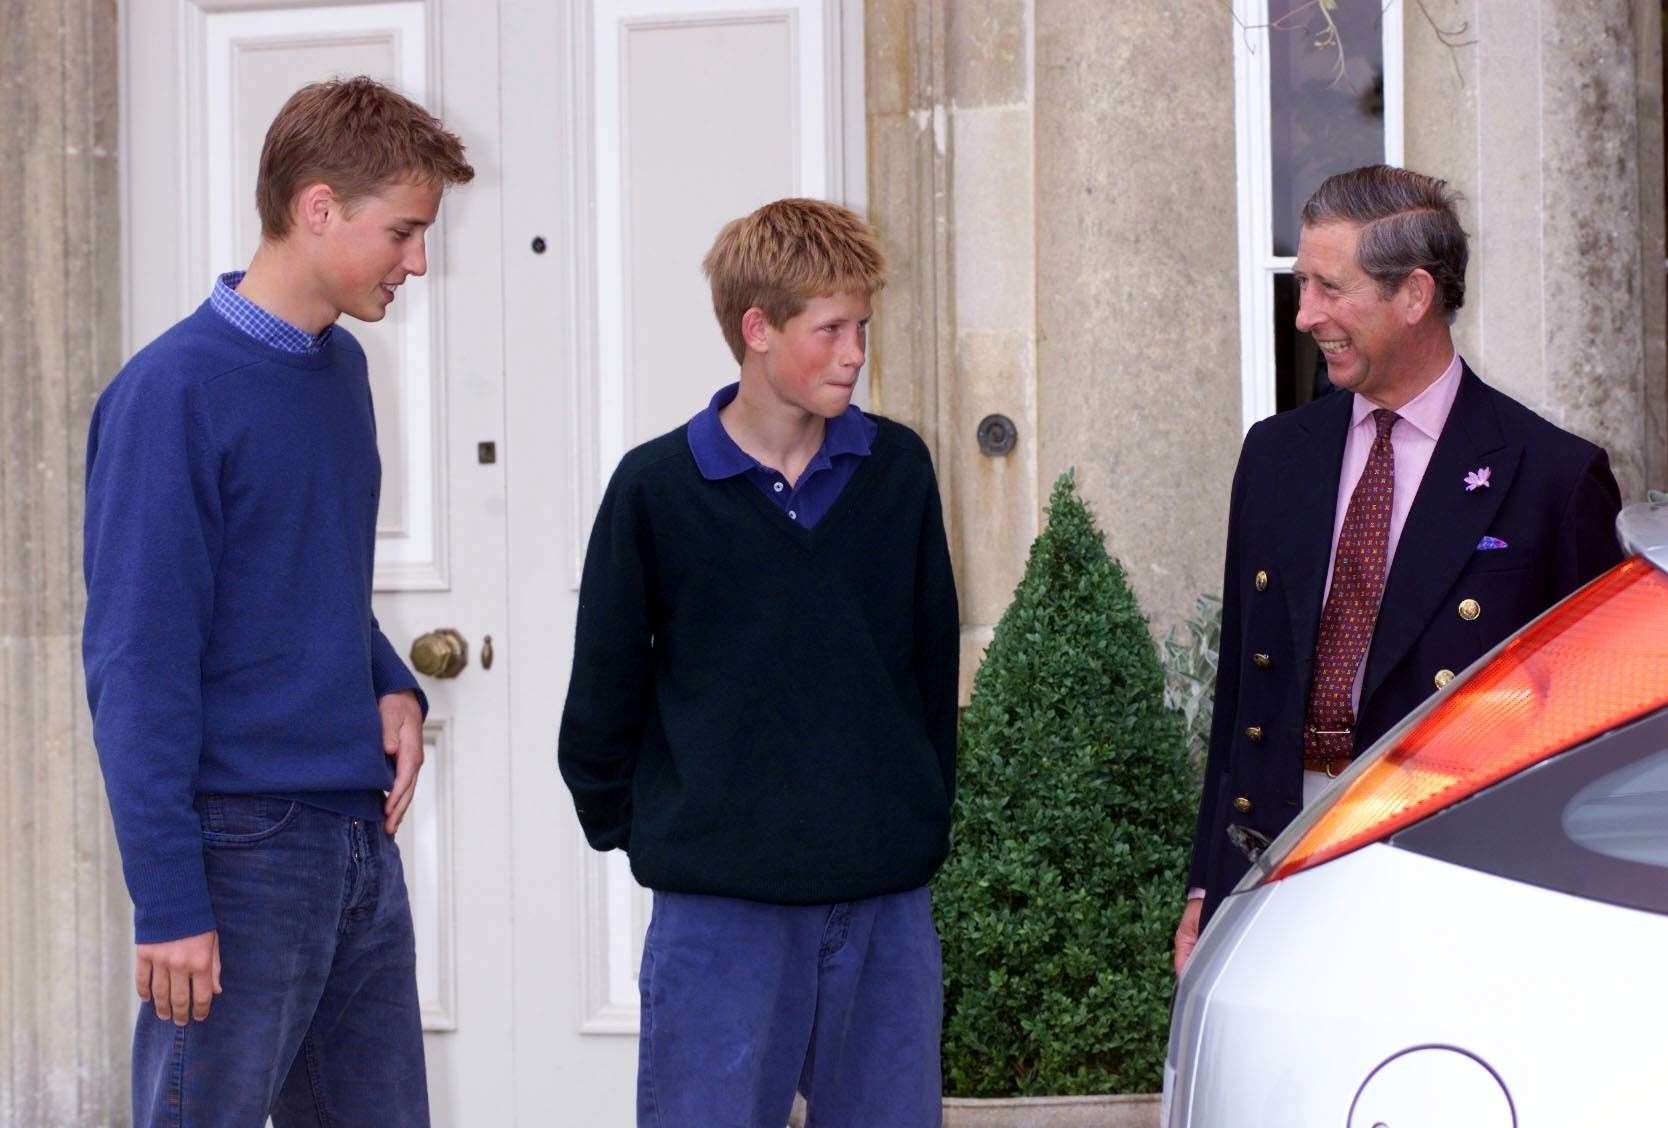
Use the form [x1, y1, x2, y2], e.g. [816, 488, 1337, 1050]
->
[637, 885, 943, 1128]
[132, 795, 428, 1127]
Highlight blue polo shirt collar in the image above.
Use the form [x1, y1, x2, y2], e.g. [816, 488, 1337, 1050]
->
[688, 382, 872, 481]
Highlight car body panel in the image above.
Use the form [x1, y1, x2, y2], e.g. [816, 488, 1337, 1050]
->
[1167, 842, 1668, 1127]
[1617, 502, 1668, 569]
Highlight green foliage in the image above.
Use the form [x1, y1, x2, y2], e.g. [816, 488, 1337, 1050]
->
[1161, 592, 1222, 776]
[934, 472, 1197, 1097]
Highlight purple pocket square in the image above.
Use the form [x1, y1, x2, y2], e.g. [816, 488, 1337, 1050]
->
[1477, 536, 1509, 551]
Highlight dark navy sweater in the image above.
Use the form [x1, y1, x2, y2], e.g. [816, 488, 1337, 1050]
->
[558, 418, 961, 904]
[83, 302, 423, 943]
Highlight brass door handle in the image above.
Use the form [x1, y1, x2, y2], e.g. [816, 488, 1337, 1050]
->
[410, 628, 469, 678]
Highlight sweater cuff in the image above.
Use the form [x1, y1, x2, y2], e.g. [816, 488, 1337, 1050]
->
[133, 873, 219, 945]
[370, 628, 428, 718]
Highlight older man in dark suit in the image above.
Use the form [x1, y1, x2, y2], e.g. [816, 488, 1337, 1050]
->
[1174, 165, 1624, 970]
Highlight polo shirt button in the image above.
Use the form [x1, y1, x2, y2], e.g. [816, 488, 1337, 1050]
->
[773, 481, 784, 492]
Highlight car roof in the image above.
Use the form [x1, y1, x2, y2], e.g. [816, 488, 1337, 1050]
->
[1618, 501, 1668, 572]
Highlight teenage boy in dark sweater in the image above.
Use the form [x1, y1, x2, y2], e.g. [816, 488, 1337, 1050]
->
[559, 198, 960, 1126]
[83, 77, 472, 1126]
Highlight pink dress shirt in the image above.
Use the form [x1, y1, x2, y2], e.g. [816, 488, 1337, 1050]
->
[1323, 352, 1464, 711]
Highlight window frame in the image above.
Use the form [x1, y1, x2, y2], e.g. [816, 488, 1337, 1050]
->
[1231, 0, 1405, 431]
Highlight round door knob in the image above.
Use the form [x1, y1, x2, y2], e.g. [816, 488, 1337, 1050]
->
[410, 628, 469, 678]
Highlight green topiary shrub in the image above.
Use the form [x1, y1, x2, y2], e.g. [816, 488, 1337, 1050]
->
[934, 471, 1197, 1097]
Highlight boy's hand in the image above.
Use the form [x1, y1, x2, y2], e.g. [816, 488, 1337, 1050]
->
[136, 929, 221, 1024]
[380, 689, 425, 835]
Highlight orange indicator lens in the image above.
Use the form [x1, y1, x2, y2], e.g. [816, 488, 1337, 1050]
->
[1269, 558, 1668, 883]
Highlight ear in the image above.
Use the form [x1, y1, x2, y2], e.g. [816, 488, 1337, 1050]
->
[294, 183, 338, 236]
[1401, 268, 1437, 325]
[740, 307, 773, 354]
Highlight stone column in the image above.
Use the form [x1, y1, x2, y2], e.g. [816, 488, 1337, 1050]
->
[867, 0, 1044, 699]
[1407, 0, 1667, 500]
[868, 0, 1246, 657]
[0, 1, 131, 1123]
[1032, 1, 1243, 637]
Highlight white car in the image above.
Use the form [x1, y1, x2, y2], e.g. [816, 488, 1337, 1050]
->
[1165, 501, 1668, 1128]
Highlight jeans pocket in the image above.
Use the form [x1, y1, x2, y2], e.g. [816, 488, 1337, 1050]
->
[199, 796, 301, 845]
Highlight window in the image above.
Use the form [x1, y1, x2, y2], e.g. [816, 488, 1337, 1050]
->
[1232, 0, 1403, 428]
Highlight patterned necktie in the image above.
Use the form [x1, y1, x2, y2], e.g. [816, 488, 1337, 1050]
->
[1304, 408, 1400, 763]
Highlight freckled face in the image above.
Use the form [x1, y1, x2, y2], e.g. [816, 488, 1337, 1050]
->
[759, 291, 872, 418]
[316, 179, 441, 323]
[1293, 220, 1412, 402]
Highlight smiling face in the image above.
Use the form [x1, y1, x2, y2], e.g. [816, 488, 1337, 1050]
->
[753, 290, 871, 418]
[309, 178, 442, 323]
[1292, 220, 1423, 404]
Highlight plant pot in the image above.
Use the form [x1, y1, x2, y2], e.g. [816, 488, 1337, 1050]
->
[789, 1092, 1163, 1128]
[942, 1093, 1162, 1128]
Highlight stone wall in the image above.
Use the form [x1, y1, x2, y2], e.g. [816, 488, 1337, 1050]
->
[1406, 0, 1667, 501]
[0, 0, 131, 1123]
[1031, 2, 1243, 641]
[865, 0, 1242, 699]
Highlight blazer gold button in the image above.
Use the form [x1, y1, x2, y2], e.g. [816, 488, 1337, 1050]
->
[1233, 796, 1252, 813]
[1434, 669, 1456, 688]
[1245, 725, 1264, 743]
[1252, 652, 1273, 669]
[1255, 570, 1269, 592]
[1458, 598, 1481, 621]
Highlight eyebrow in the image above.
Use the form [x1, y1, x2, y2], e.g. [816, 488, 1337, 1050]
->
[391, 217, 433, 228]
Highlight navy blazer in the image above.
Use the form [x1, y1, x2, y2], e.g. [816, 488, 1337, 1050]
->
[1190, 366, 1623, 922]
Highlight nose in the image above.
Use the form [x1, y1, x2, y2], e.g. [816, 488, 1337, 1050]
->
[404, 235, 429, 279]
[842, 326, 866, 369]
[1294, 284, 1320, 334]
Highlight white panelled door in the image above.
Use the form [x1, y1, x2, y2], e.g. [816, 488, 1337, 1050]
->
[124, 0, 861, 1121]
[501, 0, 863, 1120]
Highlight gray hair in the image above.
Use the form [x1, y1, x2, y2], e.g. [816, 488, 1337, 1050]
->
[1300, 165, 1468, 321]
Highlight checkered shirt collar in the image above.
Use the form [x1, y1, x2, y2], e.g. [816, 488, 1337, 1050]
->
[209, 271, 332, 355]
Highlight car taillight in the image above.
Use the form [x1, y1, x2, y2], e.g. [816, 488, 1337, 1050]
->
[1265, 557, 1668, 884]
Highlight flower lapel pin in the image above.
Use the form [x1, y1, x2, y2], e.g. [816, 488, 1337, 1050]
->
[1464, 466, 1492, 492]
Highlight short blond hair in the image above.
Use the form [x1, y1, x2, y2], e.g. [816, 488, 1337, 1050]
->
[257, 76, 474, 240]
[702, 198, 887, 363]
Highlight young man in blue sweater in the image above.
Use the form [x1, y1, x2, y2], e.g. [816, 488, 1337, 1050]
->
[83, 77, 472, 1125]
[559, 198, 961, 1127]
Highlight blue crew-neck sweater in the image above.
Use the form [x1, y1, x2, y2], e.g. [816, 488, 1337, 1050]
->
[83, 300, 424, 943]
